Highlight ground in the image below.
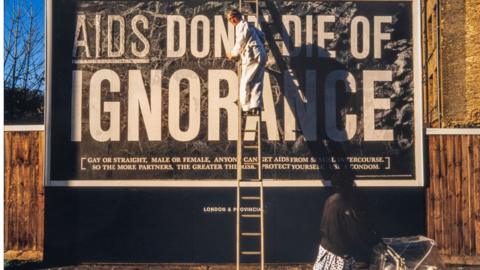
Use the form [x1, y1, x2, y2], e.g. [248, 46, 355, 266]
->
[4, 262, 480, 270]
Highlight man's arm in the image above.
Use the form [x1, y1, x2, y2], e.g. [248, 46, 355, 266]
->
[229, 22, 248, 59]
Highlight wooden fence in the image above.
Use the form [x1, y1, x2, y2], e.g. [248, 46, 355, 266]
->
[4, 130, 44, 260]
[3, 129, 480, 265]
[427, 134, 480, 265]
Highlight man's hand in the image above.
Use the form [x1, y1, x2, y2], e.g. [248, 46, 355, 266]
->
[226, 51, 234, 60]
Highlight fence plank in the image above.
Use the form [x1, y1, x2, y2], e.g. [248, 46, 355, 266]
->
[432, 136, 444, 252]
[4, 132, 12, 251]
[427, 136, 436, 242]
[454, 136, 463, 254]
[436, 136, 452, 254]
[468, 135, 475, 256]
[37, 132, 45, 251]
[4, 131, 44, 260]
[468, 135, 476, 256]
[446, 136, 455, 255]
[473, 136, 480, 256]
[439, 135, 447, 254]
[461, 136, 472, 255]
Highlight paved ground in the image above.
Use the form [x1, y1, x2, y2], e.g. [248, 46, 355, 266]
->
[5, 262, 480, 270]
[45, 266, 480, 270]
[7, 263, 314, 270]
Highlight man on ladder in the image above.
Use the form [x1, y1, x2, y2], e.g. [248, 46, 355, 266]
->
[226, 7, 267, 270]
[226, 8, 267, 115]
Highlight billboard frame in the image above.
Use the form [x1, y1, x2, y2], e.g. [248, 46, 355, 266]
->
[44, 0, 425, 187]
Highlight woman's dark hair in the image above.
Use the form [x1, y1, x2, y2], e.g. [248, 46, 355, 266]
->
[330, 171, 355, 194]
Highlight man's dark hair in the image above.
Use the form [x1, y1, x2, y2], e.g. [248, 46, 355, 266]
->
[227, 8, 242, 20]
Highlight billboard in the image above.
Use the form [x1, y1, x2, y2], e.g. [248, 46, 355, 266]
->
[46, 0, 423, 186]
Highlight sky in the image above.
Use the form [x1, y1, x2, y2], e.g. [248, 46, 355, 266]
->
[4, 0, 45, 90]
[4, 0, 44, 33]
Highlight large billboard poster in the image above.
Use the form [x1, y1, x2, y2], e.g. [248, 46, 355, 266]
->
[46, 0, 423, 186]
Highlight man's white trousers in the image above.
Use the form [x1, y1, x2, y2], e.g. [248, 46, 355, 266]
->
[239, 60, 266, 112]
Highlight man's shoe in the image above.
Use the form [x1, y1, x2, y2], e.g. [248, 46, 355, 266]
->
[248, 108, 260, 116]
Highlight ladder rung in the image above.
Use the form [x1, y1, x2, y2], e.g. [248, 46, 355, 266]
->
[239, 182, 262, 187]
[241, 112, 261, 117]
[241, 251, 261, 255]
[242, 214, 261, 218]
[242, 232, 261, 236]
[244, 145, 259, 149]
[242, 113, 261, 117]
[239, 178, 262, 182]
[241, 196, 261, 200]
[244, 129, 258, 133]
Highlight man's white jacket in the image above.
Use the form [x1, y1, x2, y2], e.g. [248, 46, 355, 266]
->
[231, 20, 266, 65]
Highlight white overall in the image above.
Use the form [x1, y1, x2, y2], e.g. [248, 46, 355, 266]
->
[231, 20, 267, 112]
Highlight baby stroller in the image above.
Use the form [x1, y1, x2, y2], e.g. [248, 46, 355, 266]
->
[370, 236, 445, 270]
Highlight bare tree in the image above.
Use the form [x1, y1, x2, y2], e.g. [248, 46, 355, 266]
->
[4, 0, 44, 123]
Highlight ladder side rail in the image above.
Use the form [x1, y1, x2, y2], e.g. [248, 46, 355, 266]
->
[236, 36, 243, 270]
[256, 0, 260, 28]
[258, 114, 265, 270]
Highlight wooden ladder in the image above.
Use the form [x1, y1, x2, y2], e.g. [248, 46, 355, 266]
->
[236, 1, 264, 269]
